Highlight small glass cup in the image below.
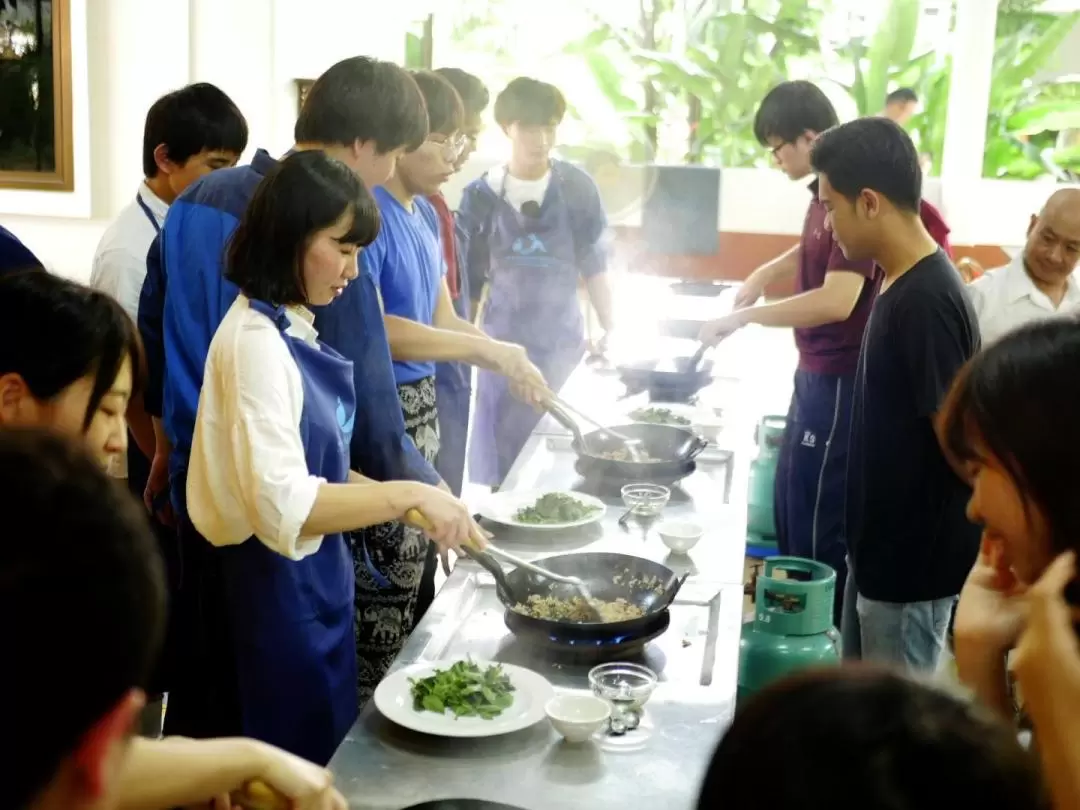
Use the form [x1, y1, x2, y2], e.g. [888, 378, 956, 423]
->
[588, 662, 659, 734]
[620, 483, 671, 517]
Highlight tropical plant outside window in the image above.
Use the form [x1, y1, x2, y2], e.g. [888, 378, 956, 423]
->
[434, 0, 1079, 181]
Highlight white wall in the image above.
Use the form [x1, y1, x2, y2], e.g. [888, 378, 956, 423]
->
[0, 0, 1069, 283]
[0, 0, 410, 282]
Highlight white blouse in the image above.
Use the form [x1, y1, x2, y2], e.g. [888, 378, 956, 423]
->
[188, 295, 327, 560]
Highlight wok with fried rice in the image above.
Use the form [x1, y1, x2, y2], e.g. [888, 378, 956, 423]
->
[465, 549, 686, 638]
[544, 400, 706, 481]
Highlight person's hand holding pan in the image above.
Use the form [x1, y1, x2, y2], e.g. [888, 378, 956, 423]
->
[402, 487, 490, 554]
[488, 341, 551, 409]
[698, 309, 750, 347]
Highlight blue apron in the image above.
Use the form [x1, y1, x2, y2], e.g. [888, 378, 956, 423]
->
[469, 167, 585, 486]
[219, 299, 358, 765]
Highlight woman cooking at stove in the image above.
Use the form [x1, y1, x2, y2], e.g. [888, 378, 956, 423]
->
[185, 150, 484, 765]
[459, 77, 616, 488]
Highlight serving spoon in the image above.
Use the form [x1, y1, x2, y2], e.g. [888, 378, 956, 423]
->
[546, 393, 647, 461]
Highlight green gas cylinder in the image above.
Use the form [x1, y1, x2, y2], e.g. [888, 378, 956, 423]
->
[738, 556, 841, 704]
[746, 415, 786, 554]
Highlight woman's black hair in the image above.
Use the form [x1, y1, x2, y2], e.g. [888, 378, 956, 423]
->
[939, 316, 1080, 556]
[411, 70, 464, 136]
[699, 667, 1047, 810]
[226, 150, 381, 306]
[0, 272, 144, 429]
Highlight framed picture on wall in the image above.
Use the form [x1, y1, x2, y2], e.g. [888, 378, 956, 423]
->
[0, 0, 73, 191]
[296, 78, 313, 118]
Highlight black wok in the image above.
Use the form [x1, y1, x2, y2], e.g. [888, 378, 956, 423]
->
[546, 401, 707, 480]
[465, 550, 687, 638]
[616, 355, 713, 401]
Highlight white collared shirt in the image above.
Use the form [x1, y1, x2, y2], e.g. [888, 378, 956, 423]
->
[187, 295, 327, 560]
[90, 182, 168, 321]
[90, 182, 168, 479]
[966, 253, 1080, 345]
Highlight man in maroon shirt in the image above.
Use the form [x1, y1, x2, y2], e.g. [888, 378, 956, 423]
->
[700, 82, 954, 626]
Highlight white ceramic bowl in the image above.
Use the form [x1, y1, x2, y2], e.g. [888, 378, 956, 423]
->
[545, 694, 611, 743]
[693, 412, 725, 442]
[658, 520, 704, 554]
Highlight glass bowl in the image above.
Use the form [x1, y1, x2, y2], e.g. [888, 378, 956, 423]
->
[620, 483, 671, 517]
[588, 662, 659, 734]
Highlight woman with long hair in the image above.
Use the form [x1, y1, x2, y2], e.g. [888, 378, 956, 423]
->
[939, 315, 1080, 807]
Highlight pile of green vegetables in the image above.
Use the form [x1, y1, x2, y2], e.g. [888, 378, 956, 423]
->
[409, 659, 516, 719]
[514, 493, 601, 525]
[629, 407, 690, 426]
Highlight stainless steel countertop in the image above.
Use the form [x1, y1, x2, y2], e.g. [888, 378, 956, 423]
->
[328, 304, 785, 810]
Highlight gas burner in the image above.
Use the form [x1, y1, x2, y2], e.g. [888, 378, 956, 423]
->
[571, 460, 694, 500]
[503, 609, 670, 662]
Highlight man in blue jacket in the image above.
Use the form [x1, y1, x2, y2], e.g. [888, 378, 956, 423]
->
[139, 56, 544, 728]
[137, 57, 439, 736]
[0, 224, 45, 276]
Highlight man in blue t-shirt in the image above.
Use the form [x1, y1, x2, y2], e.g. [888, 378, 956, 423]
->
[810, 117, 980, 673]
[0, 224, 44, 276]
[325, 70, 546, 691]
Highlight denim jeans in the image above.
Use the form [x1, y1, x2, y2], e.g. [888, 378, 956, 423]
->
[841, 561, 956, 673]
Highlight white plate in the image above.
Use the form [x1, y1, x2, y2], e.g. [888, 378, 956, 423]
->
[373, 660, 555, 738]
[478, 490, 607, 530]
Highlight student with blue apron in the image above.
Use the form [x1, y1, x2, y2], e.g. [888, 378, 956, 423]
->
[465, 161, 606, 486]
[178, 151, 481, 764]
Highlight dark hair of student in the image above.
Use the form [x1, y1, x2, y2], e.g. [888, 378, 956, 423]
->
[142, 82, 249, 178]
[810, 117, 923, 214]
[939, 317, 1080, 557]
[227, 151, 381, 306]
[493, 77, 567, 129]
[3, 429, 166, 810]
[0, 272, 145, 429]
[888, 87, 919, 105]
[295, 56, 429, 155]
[698, 667, 1048, 810]
[434, 67, 490, 119]
[752, 80, 838, 146]
[411, 70, 464, 136]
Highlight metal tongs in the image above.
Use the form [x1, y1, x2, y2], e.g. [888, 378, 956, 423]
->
[546, 393, 646, 461]
[405, 508, 604, 621]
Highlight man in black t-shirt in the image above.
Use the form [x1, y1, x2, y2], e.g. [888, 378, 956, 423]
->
[809, 118, 981, 673]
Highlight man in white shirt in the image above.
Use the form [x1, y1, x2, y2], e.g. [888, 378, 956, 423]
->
[91, 83, 246, 477]
[967, 188, 1080, 344]
[88, 82, 247, 738]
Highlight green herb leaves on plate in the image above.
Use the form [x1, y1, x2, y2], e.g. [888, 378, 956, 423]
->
[409, 658, 515, 720]
[514, 493, 601, 525]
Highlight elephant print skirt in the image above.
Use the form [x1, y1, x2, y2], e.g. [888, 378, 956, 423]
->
[353, 375, 440, 705]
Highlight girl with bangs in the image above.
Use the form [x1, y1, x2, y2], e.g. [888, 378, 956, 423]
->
[939, 315, 1080, 809]
[0, 270, 141, 468]
[184, 150, 480, 764]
